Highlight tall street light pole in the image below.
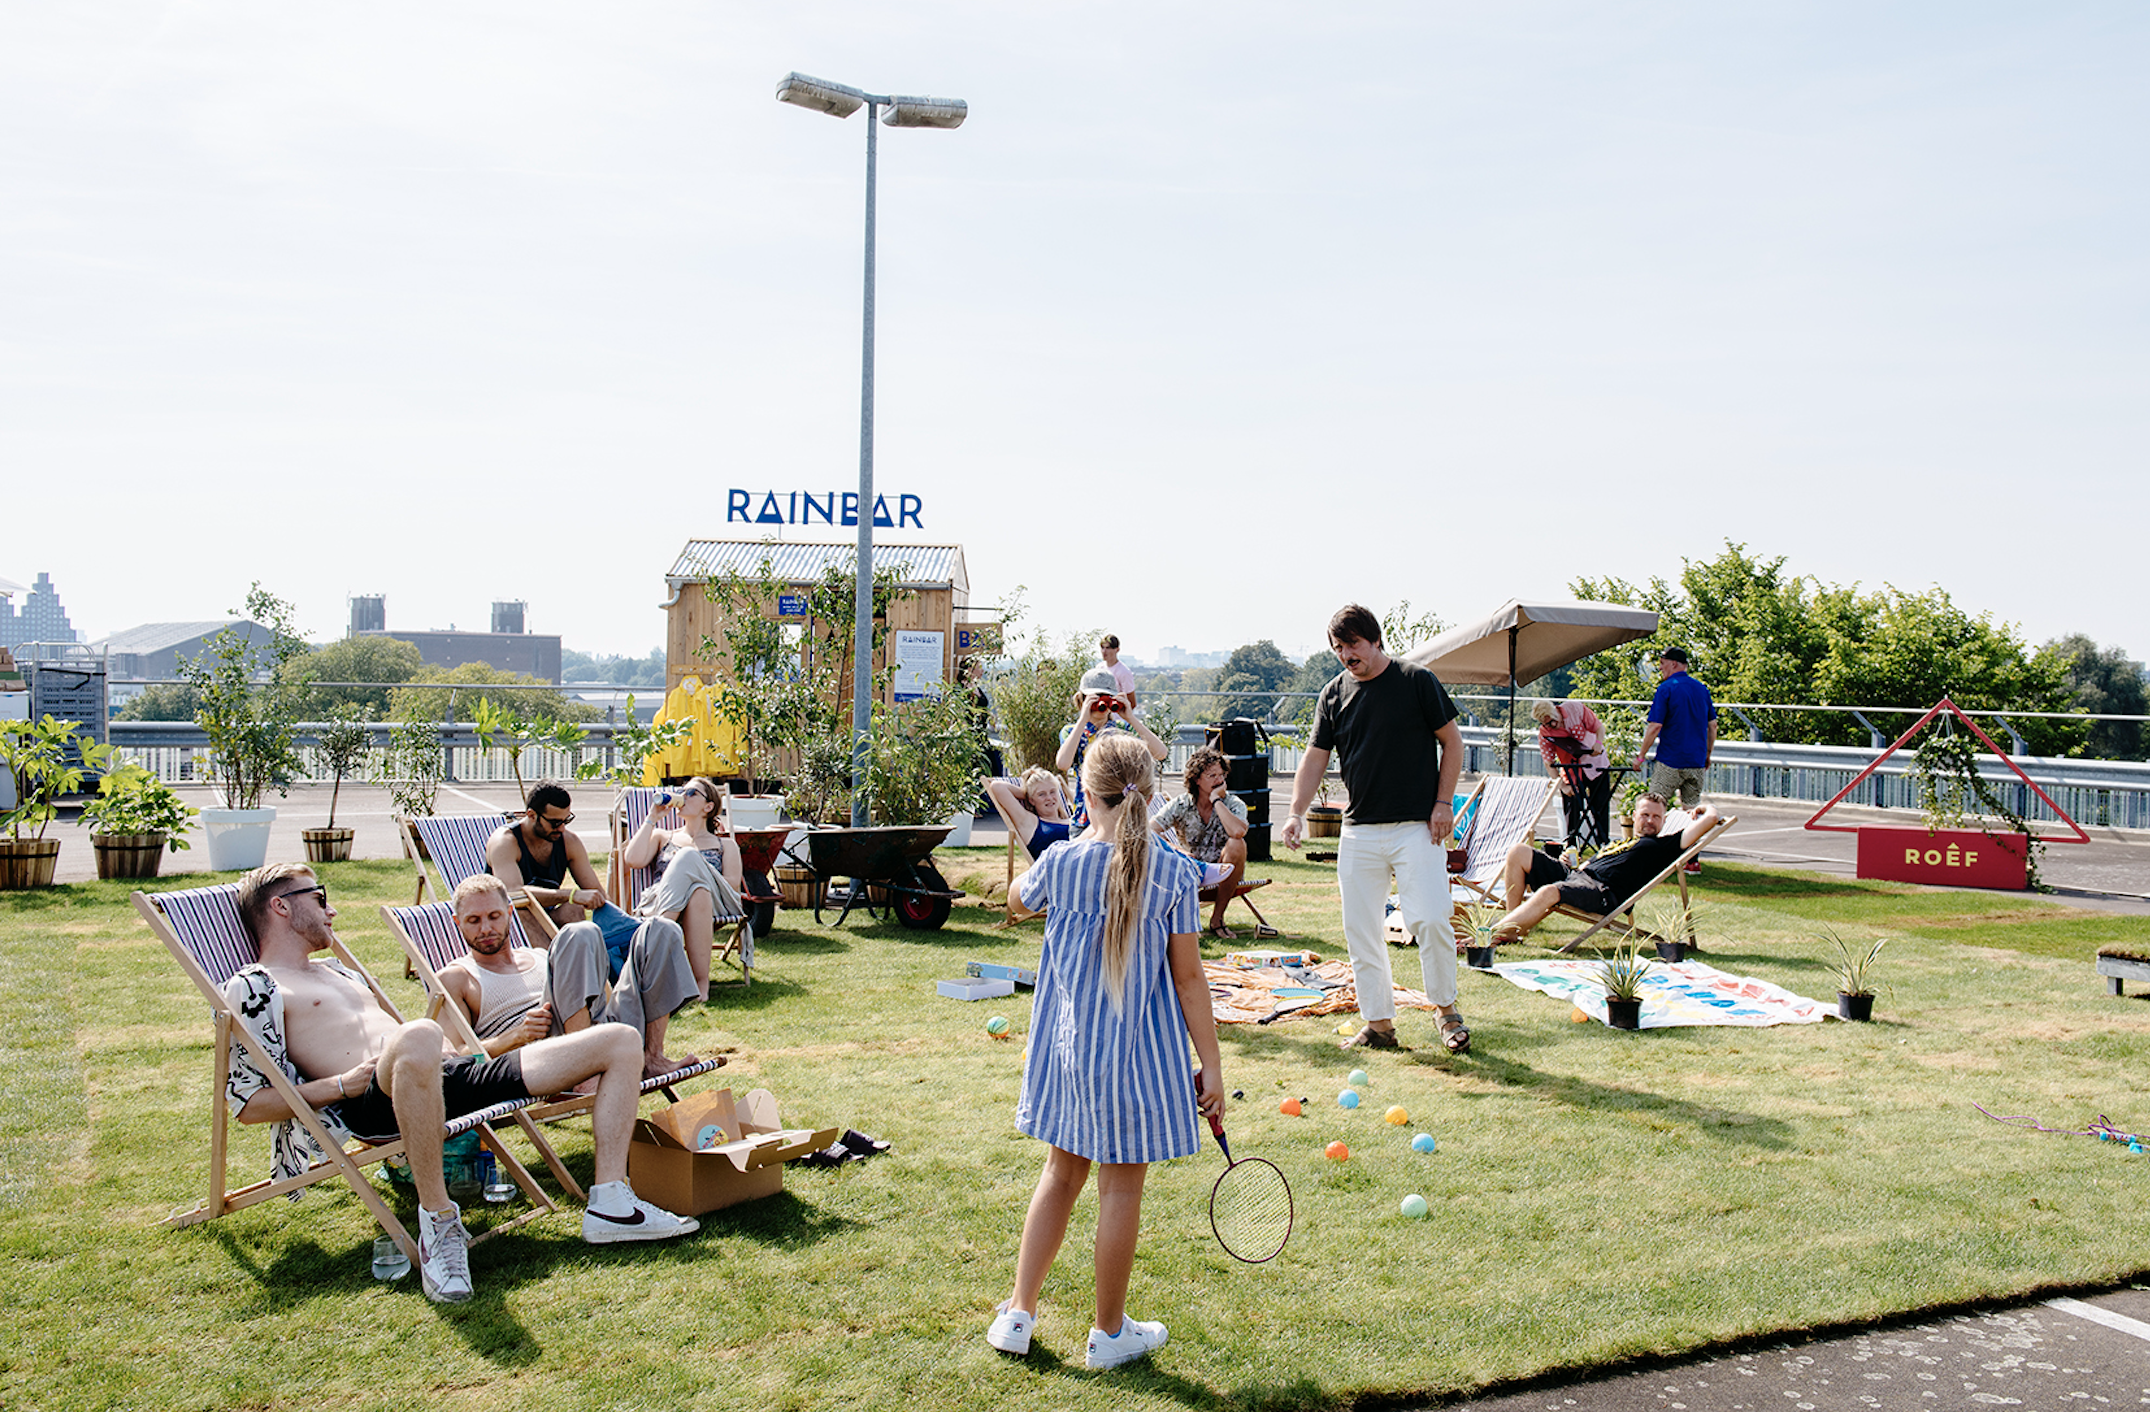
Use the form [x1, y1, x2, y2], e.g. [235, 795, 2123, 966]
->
[776, 72, 967, 829]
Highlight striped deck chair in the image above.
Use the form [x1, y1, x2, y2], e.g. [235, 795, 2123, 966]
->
[137, 883, 557, 1269]
[380, 899, 726, 1202]
[397, 812, 511, 905]
[1552, 813, 1736, 955]
[1450, 776, 1560, 907]
[607, 786, 756, 983]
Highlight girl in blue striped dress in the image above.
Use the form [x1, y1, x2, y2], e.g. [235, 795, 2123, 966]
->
[987, 733, 1225, 1370]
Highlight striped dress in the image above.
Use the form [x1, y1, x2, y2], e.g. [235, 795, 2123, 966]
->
[1015, 837, 1203, 1164]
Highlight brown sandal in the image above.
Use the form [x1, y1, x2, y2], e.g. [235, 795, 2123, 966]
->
[1435, 1008, 1471, 1054]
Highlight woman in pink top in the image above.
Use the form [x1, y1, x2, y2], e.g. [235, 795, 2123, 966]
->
[1533, 699, 1612, 852]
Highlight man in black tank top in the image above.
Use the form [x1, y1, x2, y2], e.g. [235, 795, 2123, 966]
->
[487, 781, 606, 927]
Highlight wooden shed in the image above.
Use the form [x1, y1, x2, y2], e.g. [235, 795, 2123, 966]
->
[661, 539, 987, 704]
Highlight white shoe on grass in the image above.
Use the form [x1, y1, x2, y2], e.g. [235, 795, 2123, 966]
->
[581, 1181, 699, 1244]
[986, 1300, 1034, 1355]
[418, 1204, 472, 1303]
[1085, 1316, 1167, 1369]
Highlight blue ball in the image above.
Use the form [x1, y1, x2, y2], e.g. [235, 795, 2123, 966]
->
[1411, 1132, 1437, 1154]
[1337, 1090, 1360, 1109]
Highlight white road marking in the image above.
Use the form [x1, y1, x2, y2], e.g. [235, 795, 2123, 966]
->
[2046, 1296, 2150, 1342]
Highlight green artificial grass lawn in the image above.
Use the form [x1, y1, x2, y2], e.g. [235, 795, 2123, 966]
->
[3, 851, 2149, 1411]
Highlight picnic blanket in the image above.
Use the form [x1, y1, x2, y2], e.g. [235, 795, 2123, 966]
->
[1489, 958, 1831, 1029]
[1204, 958, 1434, 1025]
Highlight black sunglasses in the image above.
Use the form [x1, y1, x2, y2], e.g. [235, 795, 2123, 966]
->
[536, 812, 576, 827]
[274, 884, 327, 908]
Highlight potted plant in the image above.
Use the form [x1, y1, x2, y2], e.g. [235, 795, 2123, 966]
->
[81, 762, 198, 880]
[181, 585, 308, 872]
[1594, 940, 1655, 1030]
[379, 717, 444, 842]
[1827, 927, 1886, 1021]
[303, 710, 374, 863]
[1305, 776, 1343, 839]
[1453, 895, 1503, 969]
[1, 715, 114, 888]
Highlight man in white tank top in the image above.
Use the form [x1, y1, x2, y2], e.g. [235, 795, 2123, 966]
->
[438, 876, 702, 1081]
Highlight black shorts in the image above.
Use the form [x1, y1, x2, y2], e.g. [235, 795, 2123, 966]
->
[333, 1052, 530, 1143]
[1522, 849, 1620, 916]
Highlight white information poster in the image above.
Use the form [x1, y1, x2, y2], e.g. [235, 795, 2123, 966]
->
[891, 629, 945, 702]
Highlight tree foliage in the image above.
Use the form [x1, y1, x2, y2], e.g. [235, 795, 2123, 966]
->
[386, 663, 598, 724]
[2044, 634, 2146, 761]
[1567, 543, 2084, 756]
[115, 682, 200, 722]
[1213, 640, 1297, 721]
[994, 630, 1099, 773]
[287, 635, 423, 717]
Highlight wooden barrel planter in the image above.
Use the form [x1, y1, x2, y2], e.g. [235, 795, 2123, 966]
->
[93, 833, 168, 880]
[775, 863, 821, 912]
[0, 838, 62, 889]
[1305, 806, 1343, 839]
[303, 827, 356, 863]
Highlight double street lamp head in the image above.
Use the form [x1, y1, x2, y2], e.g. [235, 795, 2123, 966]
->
[776, 71, 967, 129]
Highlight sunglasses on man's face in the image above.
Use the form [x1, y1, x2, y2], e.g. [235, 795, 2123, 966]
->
[536, 812, 575, 828]
[274, 884, 327, 909]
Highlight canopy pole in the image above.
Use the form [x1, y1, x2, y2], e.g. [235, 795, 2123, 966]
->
[1504, 627, 1518, 776]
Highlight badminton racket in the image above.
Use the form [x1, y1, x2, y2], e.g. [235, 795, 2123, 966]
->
[1194, 1073, 1293, 1264]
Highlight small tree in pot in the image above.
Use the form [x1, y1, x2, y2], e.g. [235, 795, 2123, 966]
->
[380, 717, 443, 821]
[304, 709, 375, 863]
[81, 763, 198, 880]
[1, 716, 115, 888]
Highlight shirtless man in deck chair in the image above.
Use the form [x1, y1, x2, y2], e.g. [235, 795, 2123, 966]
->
[1488, 795, 1720, 943]
[230, 863, 699, 1306]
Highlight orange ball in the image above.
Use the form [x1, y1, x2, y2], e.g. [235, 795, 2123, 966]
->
[1279, 1097, 1302, 1117]
[1570, 1005, 1589, 1023]
[1325, 1140, 1350, 1162]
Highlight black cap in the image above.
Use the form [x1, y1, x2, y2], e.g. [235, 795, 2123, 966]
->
[1658, 647, 1690, 664]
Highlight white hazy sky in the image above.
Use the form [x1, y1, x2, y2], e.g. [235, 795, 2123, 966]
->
[5, 4, 2145, 666]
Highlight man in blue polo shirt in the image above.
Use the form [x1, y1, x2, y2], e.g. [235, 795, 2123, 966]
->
[1635, 647, 1716, 809]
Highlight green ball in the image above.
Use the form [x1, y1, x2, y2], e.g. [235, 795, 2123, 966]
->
[985, 1015, 1010, 1036]
[1400, 1193, 1429, 1218]
[1347, 1069, 1371, 1087]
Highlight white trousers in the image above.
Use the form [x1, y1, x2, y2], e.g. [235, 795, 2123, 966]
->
[1337, 819, 1458, 1019]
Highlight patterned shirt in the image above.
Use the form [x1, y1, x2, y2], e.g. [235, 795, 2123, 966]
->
[1152, 791, 1249, 863]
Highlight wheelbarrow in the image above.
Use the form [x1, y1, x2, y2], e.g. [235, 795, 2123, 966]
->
[730, 826, 791, 938]
[792, 825, 962, 930]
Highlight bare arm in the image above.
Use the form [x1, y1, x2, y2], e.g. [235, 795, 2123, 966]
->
[1213, 787, 1249, 839]
[1168, 932, 1223, 1118]
[1281, 744, 1332, 851]
[1431, 719, 1462, 842]
[1121, 710, 1168, 762]
[1635, 721, 1662, 771]
[985, 778, 1041, 847]
[620, 802, 676, 870]
[1706, 717, 1718, 766]
[565, 833, 604, 902]
[237, 1059, 378, 1125]
[1054, 721, 1089, 772]
[1679, 803, 1721, 852]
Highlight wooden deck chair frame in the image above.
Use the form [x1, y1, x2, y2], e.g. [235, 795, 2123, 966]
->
[378, 898, 725, 1203]
[1553, 814, 1737, 955]
[1449, 776, 1561, 908]
[988, 786, 1050, 929]
[607, 786, 756, 983]
[137, 884, 557, 1268]
[1199, 876, 1279, 940]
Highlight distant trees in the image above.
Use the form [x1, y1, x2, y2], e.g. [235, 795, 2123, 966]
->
[2046, 635, 2146, 761]
[562, 647, 666, 688]
[1566, 543, 2085, 757]
[1213, 641, 1297, 721]
[387, 663, 600, 724]
[286, 636, 424, 717]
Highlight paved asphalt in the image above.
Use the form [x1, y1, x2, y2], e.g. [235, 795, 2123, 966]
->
[52, 774, 2150, 1404]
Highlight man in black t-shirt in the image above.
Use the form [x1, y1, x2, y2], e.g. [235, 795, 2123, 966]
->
[1283, 604, 1467, 1053]
[1491, 794, 1720, 940]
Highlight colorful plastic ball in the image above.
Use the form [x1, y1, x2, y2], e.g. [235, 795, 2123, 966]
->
[1279, 1097, 1303, 1117]
[1399, 1193, 1429, 1218]
[1347, 1069, 1371, 1088]
[1411, 1132, 1438, 1154]
[1384, 1105, 1409, 1125]
[985, 1015, 1010, 1037]
[1570, 1006, 1590, 1023]
[1337, 1090, 1361, 1110]
[1325, 1141, 1350, 1161]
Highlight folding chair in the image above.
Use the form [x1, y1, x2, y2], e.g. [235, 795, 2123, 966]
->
[987, 786, 1050, 929]
[608, 786, 757, 983]
[1552, 813, 1737, 955]
[138, 883, 557, 1268]
[396, 812, 512, 906]
[1200, 877, 1278, 940]
[379, 899, 726, 1202]
[1449, 777, 1560, 907]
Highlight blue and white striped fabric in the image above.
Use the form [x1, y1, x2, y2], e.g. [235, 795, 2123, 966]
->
[1015, 838, 1203, 1165]
[412, 814, 508, 891]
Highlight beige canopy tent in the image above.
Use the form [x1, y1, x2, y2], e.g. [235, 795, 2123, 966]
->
[1403, 599, 1660, 773]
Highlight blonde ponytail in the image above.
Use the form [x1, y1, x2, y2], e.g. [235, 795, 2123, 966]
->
[1084, 732, 1156, 1010]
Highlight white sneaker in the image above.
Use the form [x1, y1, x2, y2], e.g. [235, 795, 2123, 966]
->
[986, 1300, 1034, 1355]
[418, 1204, 472, 1304]
[582, 1181, 700, 1244]
[1085, 1316, 1167, 1369]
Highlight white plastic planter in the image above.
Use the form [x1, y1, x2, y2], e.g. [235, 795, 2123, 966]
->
[938, 810, 973, 847]
[202, 808, 276, 872]
[726, 795, 787, 831]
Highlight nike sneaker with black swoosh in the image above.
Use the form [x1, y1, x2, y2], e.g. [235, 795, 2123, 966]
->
[581, 1181, 700, 1244]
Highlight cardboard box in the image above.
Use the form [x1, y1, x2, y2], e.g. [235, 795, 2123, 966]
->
[938, 976, 1014, 1001]
[627, 1088, 838, 1216]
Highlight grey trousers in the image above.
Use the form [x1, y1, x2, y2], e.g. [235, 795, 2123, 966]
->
[546, 915, 698, 1041]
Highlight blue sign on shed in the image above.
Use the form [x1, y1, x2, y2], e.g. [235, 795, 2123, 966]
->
[776, 594, 808, 619]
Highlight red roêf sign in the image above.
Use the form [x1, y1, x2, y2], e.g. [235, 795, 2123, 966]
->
[1855, 827, 2029, 890]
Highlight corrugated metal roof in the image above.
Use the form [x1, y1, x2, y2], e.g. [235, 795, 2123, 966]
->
[666, 540, 967, 594]
[91, 620, 255, 655]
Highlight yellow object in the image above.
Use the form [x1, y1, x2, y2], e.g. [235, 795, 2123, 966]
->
[1335, 1021, 1357, 1036]
[642, 677, 744, 783]
[1384, 1105, 1409, 1125]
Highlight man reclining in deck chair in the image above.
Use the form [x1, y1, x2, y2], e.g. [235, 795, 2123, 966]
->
[1487, 795, 1720, 943]
[437, 875, 702, 1082]
[228, 863, 699, 1306]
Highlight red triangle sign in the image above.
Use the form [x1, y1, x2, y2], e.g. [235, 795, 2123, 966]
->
[1804, 697, 2088, 844]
